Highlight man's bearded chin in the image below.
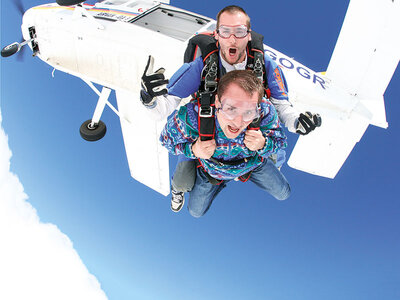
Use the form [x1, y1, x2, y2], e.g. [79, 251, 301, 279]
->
[223, 49, 245, 64]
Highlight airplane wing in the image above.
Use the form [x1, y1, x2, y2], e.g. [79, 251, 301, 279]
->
[287, 0, 400, 178]
[325, 0, 400, 129]
[287, 108, 370, 178]
[115, 90, 170, 196]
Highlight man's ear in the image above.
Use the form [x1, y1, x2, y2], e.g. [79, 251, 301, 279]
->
[214, 29, 219, 42]
[248, 29, 252, 41]
[215, 95, 221, 108]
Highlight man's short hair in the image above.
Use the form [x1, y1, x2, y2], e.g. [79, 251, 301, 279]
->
[217, 70, 264, 103]
[216, 5, 251, 29]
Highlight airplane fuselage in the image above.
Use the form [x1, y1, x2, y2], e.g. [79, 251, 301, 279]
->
[21, 1, 360, 120]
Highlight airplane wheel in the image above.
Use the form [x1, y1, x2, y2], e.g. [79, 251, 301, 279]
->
[80, 120, 107, 142]
[56, 0, 85, 6]
[1, 43, 19, 57]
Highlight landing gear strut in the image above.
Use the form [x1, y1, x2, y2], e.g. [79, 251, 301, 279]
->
[79, 84, 113, 142]
[79, 80, 131, 142]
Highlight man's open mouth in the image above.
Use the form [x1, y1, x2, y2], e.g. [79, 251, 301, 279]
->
[228, 125, 239, 133]
[229, 48, 237, 56]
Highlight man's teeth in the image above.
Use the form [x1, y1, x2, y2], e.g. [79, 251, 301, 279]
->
[229, 126, 239, 132]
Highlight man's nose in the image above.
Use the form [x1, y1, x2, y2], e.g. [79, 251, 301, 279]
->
[232, 114, 244, 127]
[228, 34, 236, 43]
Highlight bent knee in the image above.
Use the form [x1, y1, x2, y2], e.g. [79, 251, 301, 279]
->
[188, 208, 205, 218]
[173, 182, 194, 193]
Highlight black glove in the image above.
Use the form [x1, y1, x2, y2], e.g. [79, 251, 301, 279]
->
[296, 111, 322, 135]
[140, 55, 169, 106]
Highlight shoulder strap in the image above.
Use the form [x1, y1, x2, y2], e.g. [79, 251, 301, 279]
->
[184, 32, 218, 63]
[249, 31, 264, 52]
[183, 33, 220, 141]
[246, 31, 271, 98]
[198, 50, 218, 141]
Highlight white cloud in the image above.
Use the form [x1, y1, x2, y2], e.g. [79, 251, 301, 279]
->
[0, 112, 108, 300]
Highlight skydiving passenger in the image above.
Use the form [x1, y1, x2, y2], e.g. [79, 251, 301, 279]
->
[160, 70, 290, 217]
[140, 5, 320, 211]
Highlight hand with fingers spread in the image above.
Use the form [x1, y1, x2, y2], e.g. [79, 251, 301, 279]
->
[140, 55, 169, 106]
[192, 139, 216, 159]
[244, 129, 266, 151]
[296, 111, 322, 135]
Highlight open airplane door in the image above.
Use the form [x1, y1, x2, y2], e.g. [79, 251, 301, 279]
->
[116, 89, 170, 196]
[287, 0, 400, 178]
[109, 4, 213, 196]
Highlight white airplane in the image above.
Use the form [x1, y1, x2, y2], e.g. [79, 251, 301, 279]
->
[2, 0, 399, 196]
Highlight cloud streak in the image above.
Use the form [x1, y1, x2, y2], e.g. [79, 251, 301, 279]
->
[0, 111, 108, 300]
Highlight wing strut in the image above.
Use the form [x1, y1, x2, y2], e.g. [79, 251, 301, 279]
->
[82, 79, 131, 125]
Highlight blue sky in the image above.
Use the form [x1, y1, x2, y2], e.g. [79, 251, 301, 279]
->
[1, 0, 399, 299]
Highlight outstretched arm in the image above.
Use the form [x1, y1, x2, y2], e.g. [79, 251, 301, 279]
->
[140, 56, 204, 120]
[264, 54, 321, 135]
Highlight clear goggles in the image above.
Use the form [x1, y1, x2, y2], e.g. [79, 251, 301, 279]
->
[217, 100, 260, 122]
[216, 25, 250, 39]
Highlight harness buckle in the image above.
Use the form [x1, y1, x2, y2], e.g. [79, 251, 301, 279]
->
[253, 56, 264, 82]
[204, 60, 218, 92]
[204, 80, 217, 92]
[199, 106, 213, 117]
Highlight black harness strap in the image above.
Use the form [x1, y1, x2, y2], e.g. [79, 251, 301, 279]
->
[198, 46, 218, 141]
[196, 159, 224, 185]
[209, 157, 249, 166]
[246, 31, 271, 99]
[238, 172, 252, 183]
[197, 92, 216, 141]
[196, 158, 261, 185]
[247, 103, 262, 130]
